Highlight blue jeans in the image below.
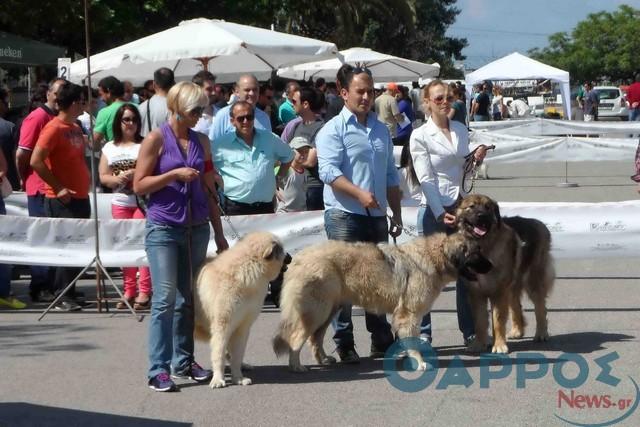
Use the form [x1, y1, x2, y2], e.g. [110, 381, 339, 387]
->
[27, 194, 53, 294]
[417, 206, 475, 341]
[324, 209, 394, 350]
[145, 221, 210, 379]
[629, 108, 640, 121]
[0, 198, 12, 298]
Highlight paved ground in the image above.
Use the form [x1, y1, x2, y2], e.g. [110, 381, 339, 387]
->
[1, 161, 639, 427]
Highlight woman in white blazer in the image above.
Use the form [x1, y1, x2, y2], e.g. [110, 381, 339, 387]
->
[409, 80, 488, 346]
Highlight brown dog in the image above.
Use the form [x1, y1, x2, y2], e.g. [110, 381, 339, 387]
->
[455, 194, 555, 353]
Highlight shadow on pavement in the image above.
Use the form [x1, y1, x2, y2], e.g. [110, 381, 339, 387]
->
[0, 403, 191, 427]
[0, 323, 101, 356]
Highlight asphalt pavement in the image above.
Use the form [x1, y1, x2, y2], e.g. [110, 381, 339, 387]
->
[1, 160, 639, 427]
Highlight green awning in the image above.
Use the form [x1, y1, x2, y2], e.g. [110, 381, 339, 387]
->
[0, 32, 66, 66]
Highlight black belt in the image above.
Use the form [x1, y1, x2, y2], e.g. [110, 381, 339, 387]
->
[224, 196, 272, 209]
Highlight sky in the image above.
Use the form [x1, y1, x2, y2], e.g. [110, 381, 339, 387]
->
[446, 0, 636, 71]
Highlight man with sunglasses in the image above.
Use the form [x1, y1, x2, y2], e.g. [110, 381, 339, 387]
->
[213, 101, 293, 215]
[316, 64, 403, 363]
[209, 74, 272, 143]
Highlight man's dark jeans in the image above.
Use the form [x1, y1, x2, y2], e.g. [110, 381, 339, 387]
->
[27, 193, 53, 294]
[44, 198, 91, 296]
[324, 208, 394, 351]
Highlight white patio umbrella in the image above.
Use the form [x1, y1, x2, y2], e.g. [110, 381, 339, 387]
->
[69, 18, 340, 85]
[277, 47, 440, 82]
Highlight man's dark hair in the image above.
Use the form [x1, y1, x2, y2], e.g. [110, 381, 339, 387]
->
[98, 76, 124, 98]
[260, 83, 274, 94]
[56, 81, 83, 110]
[112, 104, 143, 143]
[192, 70, 216, 87]
[299, 87, 324, 112]
[285, 81, 300, 96]
[314, 78, 326, 89]
[230, 100, 254, 118]
[153, 67, 175, 91]
[336, 64, 371, 90]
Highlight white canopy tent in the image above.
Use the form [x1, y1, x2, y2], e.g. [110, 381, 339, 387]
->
[465, 52, 572, 119]
[69, 18, 339, 85]
[277, 47, 440, 82]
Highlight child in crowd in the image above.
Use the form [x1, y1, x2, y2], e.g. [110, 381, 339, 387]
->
[277, 136, 314, 213]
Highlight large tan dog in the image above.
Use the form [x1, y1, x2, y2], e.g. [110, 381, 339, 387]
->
[455, 194, 555, 354]
[272, 233, 492, 372]
[194, 231, 286, 388]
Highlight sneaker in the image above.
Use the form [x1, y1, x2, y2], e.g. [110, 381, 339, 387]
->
[148, 373, 177, 392]
[337, 347, 360, 364]
[53, 299, 82, 312]
[0, 297, 27, 309]
[172, 361, 212, 383]
[464, 334, 476, 347]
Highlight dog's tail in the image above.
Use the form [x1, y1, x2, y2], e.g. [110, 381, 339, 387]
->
[272, 323, 292, 357]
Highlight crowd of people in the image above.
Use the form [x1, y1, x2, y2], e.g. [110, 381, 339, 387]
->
[0, 65, 492, 392]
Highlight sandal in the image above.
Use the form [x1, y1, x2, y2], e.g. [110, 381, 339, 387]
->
[116, 297, 135, 310]
[134, 294, 151, 310]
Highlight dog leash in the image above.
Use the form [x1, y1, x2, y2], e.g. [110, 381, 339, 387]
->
[203, 182, 241, 241]
[365, 207, 417, 244]
[462, 144, 495, 193]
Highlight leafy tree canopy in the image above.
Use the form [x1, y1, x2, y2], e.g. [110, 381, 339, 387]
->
[0, 0, 466, 79]
[529, 5, 640, 84]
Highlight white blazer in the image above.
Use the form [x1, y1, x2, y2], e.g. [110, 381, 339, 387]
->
[409, 117, 471, 219]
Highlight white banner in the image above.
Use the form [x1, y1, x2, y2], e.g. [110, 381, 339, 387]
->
[2, 195, 640, 266]
[470, 118, 640, 136]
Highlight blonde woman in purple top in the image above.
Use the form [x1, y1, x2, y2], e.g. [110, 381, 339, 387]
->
[134, 81, 228, 392]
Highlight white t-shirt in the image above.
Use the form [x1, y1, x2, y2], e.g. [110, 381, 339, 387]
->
[101, 141, 141, 207]
[491, 95, 503, 115]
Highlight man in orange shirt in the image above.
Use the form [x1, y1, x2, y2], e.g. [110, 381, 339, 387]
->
[31, 81, 91, 311]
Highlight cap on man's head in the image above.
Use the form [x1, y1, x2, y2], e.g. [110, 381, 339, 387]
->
[387, 82, 399, 92]
[290, 136, 313, 150]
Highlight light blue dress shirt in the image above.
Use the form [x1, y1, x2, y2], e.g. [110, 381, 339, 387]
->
[316, 106, 399, 217]
[213, 129, 294, 204]
[208, 104, 272, 144]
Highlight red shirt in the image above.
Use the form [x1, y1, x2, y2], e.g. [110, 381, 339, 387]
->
[626, 82, 640, 109]
[35, 117, 90, 199]
[18, 106, 56, 196]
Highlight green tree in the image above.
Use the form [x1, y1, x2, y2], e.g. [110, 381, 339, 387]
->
[529, 5, 640, 83]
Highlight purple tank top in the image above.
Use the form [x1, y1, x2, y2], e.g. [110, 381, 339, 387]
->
[146, 123, 209, 226]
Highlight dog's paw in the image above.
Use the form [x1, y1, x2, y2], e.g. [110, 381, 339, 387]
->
[491, 342, 509, 354]
[209, 377, 226, 389]
[289, 364, 309, 373]
[507, 329, 524, 339]
[233, 377, 252, 386]
[534, 331, 549, 342]
[466, 338, 486, 353]
[241, 362, 254, 371]
[319, 355, 337, 365]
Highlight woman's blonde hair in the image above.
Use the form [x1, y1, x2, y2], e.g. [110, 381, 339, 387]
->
[166, 81, 208, 115]
[422, 79, 448, 100]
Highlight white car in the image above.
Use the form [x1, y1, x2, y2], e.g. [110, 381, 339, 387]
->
[594, 86, 628, 120]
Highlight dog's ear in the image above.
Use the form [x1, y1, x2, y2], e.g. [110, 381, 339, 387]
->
[493, 201, 502, 226]
[263, 241, 283, 260]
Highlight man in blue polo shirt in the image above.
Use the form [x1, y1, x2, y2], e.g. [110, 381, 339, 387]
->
[209, 74, 272, 144]
[213, 101, 293, 215]
[316, 64, 403, 364]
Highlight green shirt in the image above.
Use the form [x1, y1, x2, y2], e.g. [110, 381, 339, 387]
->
[278, 99, 297, 125]
[94, 101, 127, 141]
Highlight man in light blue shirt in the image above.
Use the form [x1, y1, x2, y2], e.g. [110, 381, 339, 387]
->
[213, 101, 293, 215]
[209, 74, 272, 144]
[316, 64, 403, 364]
